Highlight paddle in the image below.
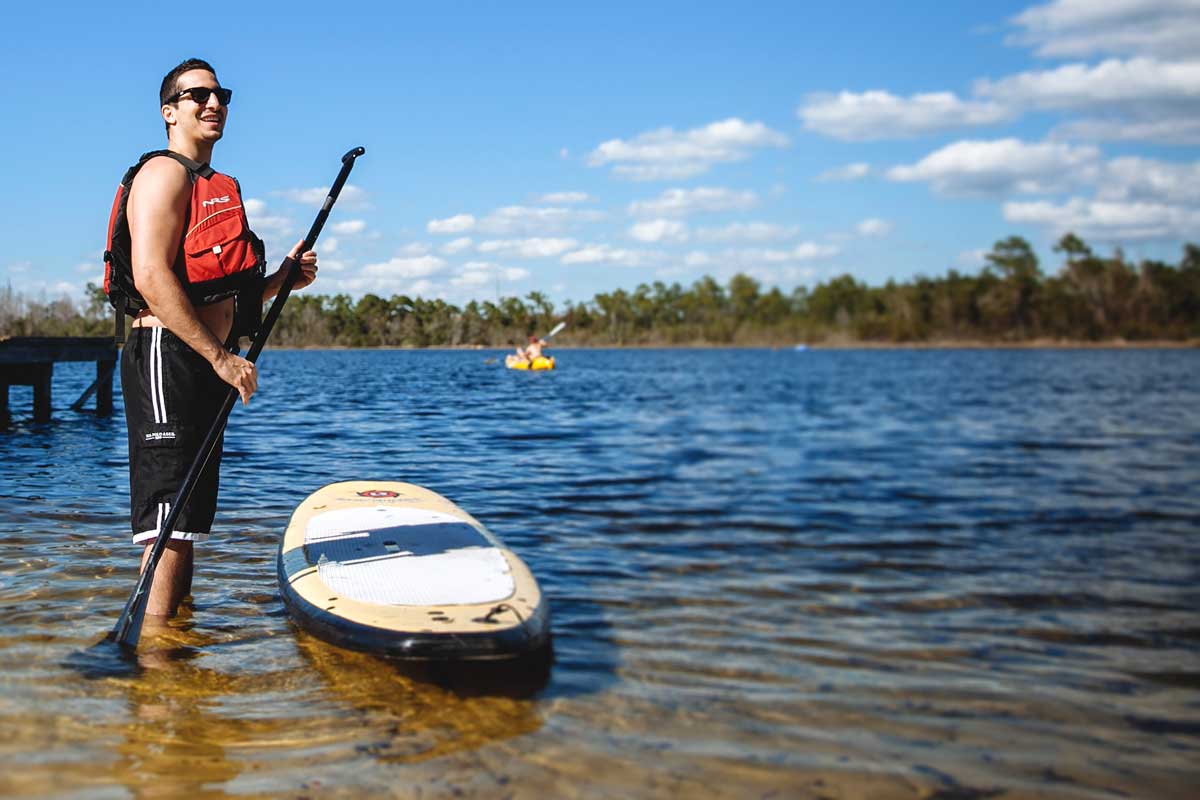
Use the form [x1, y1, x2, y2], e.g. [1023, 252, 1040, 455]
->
[108, 146, 366, 650]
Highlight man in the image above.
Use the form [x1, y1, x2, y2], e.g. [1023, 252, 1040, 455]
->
[524, 336, 546, 361]
[119, 58, 318, 618]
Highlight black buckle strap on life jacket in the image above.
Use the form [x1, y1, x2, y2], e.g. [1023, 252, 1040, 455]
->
[232, 279, 265, 346]
[230, 231, 268, 344]
[113, 292, 127, 344]
[103, 245, 127, 344]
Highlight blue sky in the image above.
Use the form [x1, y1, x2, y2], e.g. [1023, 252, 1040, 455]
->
[2, 0, 1198, 310]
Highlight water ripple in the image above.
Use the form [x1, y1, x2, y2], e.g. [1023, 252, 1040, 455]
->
[0, 348, 1198, 798]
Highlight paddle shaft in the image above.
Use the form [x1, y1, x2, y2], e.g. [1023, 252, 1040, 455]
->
[111, 147, 365, 649]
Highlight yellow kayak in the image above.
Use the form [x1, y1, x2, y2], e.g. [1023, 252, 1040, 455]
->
[505, 355, 555, 371]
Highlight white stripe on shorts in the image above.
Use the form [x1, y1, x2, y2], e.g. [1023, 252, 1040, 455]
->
[150, 327, 165, 423]
[131, 501, 206, 544]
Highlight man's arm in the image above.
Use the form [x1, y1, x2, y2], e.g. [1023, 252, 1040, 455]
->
[127, 157, 257, 404]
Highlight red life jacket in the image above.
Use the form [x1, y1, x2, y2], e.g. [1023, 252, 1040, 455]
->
[103, 149, 266, 341]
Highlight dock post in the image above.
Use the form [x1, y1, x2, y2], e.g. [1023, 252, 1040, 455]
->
[32, 363, 53, 423]
[96, 358, 115, 416]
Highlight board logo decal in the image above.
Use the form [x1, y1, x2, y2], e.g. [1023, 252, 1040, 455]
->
[357, 489, 400, 498]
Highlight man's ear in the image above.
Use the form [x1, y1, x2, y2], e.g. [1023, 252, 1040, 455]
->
[161, 104, 176, 127]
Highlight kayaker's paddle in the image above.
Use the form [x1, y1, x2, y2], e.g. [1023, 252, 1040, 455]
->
[542, 321, 566, 340]
[108, 146, 366, 651]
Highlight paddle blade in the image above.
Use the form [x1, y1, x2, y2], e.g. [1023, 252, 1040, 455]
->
[545, 321, 566, 339]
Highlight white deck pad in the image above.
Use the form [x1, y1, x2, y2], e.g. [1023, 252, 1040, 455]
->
[305, 506, 515, 606]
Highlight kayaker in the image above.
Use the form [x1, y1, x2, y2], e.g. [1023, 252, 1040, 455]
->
[525, 336, 547, 361]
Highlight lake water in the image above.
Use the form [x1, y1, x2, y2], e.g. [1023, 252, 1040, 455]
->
[1, 347, 1198, 798]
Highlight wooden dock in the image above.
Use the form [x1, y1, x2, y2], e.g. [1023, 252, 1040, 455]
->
[0, 336, 117, 426]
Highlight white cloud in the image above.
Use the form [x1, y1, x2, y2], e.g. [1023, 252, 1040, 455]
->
[243, 197, 292, 236]
[322, 237, 339, 254]
[687, 245, 830, 286]
[440, 237, 474, 255]
[396, 242, 432, 256]
[856, 218, 894, 237]
[450, 270, 492, 288]
[888, 143, 1200, 231]
[561, 244, 656, 267]
[279, 185, 367, 208]
[695, 222, 800, 243]
[629, 187, 758, 218]
[477, 205, 604, 235]
[1053, 115, 1200, 145]
[1010, 0, 1200, 59]
[361, 254, 446, 279]
[978, 57, 1200, 145]
[1099, 157, 1200, 205]
[728, 242, 839, 264]
[589, 117, 789, 180]
[742, 265, 821, 286]
[797, 4, 1200, 146]
[817, 162, 871, 182]
[331, 219, 366, 235]
[406, 279, 438, 297]
[451, 261, 531, 288]
[1004, 196, 1200, 240]
[887, 138, 1101, 196]
[10, 277, 86, 299]
[427, 214, 476, 235]
[538, 191, 591, 204]
[799, 90, 1011, 140]
[630, 219, 689, 243]
[477, 238, 579, 258]
[978, 57, 1200, 112]
[679, 243, 836, 285]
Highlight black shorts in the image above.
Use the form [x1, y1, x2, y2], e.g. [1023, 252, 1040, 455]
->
[121, 327, 228, 544]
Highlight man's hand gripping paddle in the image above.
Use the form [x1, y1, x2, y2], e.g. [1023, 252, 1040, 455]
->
[105, 147, 366, 652]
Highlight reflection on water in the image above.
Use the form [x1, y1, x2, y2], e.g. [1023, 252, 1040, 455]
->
[14, 612, 546, 798]
[1, 348, 1199, 797]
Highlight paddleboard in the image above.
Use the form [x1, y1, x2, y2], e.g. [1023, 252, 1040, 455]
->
[277, 481, 551, 660]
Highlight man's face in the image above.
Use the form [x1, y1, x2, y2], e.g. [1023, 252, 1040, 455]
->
[164, 69, 227, 141]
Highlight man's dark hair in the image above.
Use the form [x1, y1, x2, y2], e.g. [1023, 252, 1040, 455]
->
[159, 58, 218, 107]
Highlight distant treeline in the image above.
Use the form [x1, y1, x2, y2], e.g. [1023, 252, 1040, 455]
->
[4, 235, 1198, 346]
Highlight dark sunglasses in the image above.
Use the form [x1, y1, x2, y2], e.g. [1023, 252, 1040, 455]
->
[167, 86, 233, 106]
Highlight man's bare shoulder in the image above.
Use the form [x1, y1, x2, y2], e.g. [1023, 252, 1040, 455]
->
[130, 155, 191, 203]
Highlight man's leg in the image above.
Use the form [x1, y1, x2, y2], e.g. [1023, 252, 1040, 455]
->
[139, 539, 193, 617]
